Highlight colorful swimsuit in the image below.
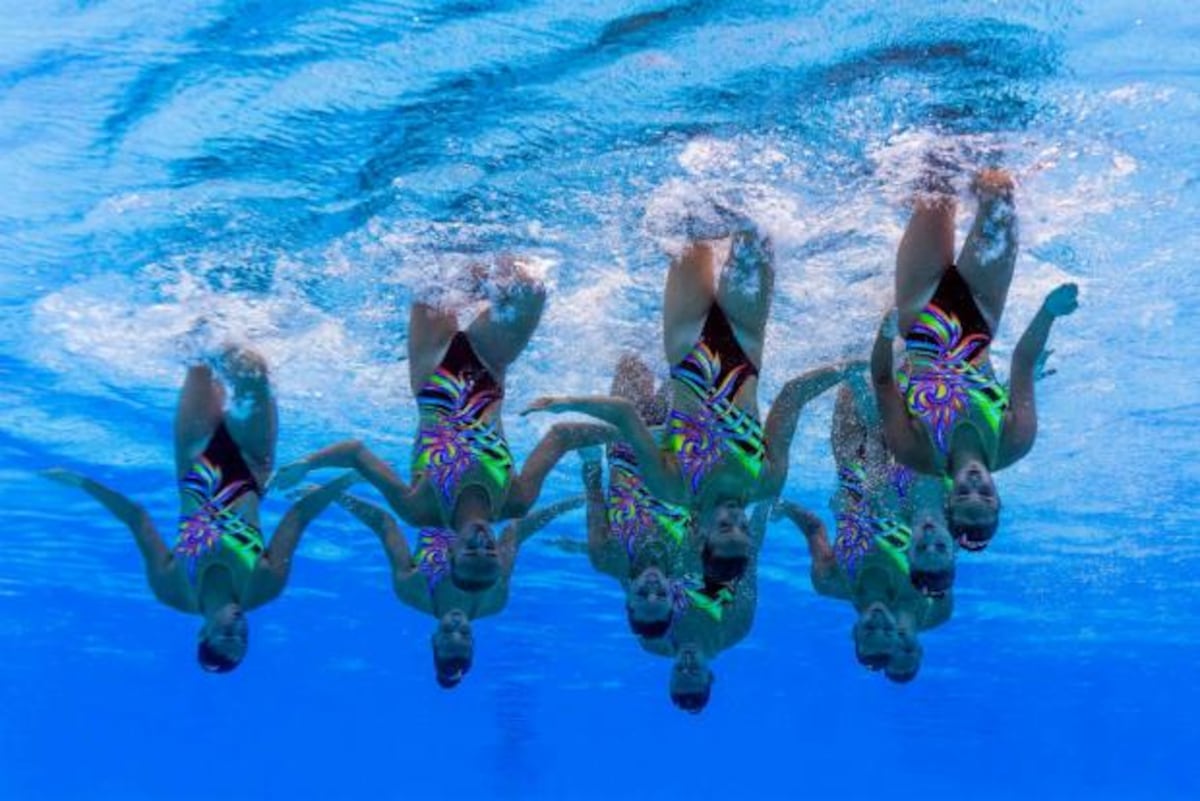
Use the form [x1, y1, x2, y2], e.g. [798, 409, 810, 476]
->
[413, 332, 515, 521]
[412, 528, 455, 592]
[175, 423, 265, 587]
[897, 266, 1009, 467]
[606, 441, 692, 557]
[667, 575, 738, 626]
[666, 305, 767, 495]
[833, 459, 914, 580]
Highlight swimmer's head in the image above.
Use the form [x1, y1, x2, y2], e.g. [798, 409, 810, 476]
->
[197, 603, 248, 673]
[852, 602, 899, 672]
[908, 515, 956, 597]
[669, 645, 714, 715]
[886, 626, 923, 684]
[947, 460, 1000, 551]
[626, 565, 673, 639]
[450, 520, 502, 591]
[699, 500, 751, 586]
[431, 609, 474, 689]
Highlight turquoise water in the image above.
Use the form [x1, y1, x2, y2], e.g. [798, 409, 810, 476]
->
[2, 1, 1198, 799]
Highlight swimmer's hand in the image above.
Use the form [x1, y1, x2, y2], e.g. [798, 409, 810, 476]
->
[879, 308, 900, 340]
[1043, 283, 1079, 318]
[41, 467, 86, 488]
[270, 460, 311, 492]
[521, 397, 575, 416]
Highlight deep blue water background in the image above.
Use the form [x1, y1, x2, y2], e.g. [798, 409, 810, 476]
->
[2, 2, 1199, 799]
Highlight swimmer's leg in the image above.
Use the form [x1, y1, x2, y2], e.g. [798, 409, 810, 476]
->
[466, 255, 547, 378]
[174, 364, 225, 480]
[957, 169, 1018, 333]
[408, 301, 460, 396]
[610, 353, 663, 423]
[216, 345, 278, 487]
[895, 195, 956, 333]
[715, 220, 774, 369]
[663, 239, 718, 365]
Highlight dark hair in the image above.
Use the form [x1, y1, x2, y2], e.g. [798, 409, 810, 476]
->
[450, 568, 499, 592]
[197, 639, 242, 674]
[885, 663, 919, 684]
[627, 606, 672, 639]
[854, 641, 890, 672]
[670, 685, 712, 714]
[910, 566, 955, 597]
[701, 546, 748, 585]
[948, 517, 998, 552]
[433, 654, 471, 690]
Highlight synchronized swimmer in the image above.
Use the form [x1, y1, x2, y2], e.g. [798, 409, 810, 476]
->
[46, 169, 1077, 710]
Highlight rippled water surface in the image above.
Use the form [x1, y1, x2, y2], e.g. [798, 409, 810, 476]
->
[2, 2, 1198, 799]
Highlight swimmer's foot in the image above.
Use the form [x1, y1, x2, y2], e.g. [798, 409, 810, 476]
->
[971, 168, 1015, 203]
[175, 316, 219, 365]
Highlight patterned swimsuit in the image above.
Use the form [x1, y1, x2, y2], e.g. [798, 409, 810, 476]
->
[175, 424, 264, 586]
[413, 332, 515, 521]
[606, 441, 692, 557]
[666, 305, 766, 496]
[412, 528, 455, 592]
[897, 265, 1008, 467]
[833, 459, 915, 580]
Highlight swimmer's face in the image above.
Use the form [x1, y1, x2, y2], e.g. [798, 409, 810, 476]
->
[700, 501, 751, 585]
[626, 567, 673, 638]
[198, 603, 248, 672]
[909, 516, 956, 597]
[451, 520, 501, 591]
[886, 625, 922, 684]
[669, 645, 714, 714]
[432, 610, 474, 688]
[853, 603, 898, 672]
[948, 461, 999, 550]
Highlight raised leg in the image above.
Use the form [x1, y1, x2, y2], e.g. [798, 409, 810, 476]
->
[956, 170, 1018, 333]
[174, 365, 225, 480]
[408, 301, 461, 396]
[896, 195, 956, 334]
[216, 346, 277, 487]
[610, 353, 663, 423]
[465, 256, 547, 378]
[663, 242, 718, 365]
[714, 223, 774, 368]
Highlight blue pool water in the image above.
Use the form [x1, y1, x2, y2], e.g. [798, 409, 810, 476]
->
[2, 2, 1198, 799]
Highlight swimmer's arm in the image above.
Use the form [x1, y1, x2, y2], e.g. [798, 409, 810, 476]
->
[251, 472, 359, 606]
[42, 469, 188, 610]
[775, 500, 850, 600]
[511, 495, 586, 546]
[278, 440, 435, 527]
[761, 361, 865, 493]
[871, 314, 938, 474]
[335, 491, 432, 612]
[522, 397, 684, 503]
[580, 454, 621, 575]
[999, 285, 1077, 469]
[504, 423, 618, 518]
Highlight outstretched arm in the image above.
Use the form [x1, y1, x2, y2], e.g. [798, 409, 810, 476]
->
[774, 499, 849, 599]
[42, 469, 187, 610]
[274, 440, 433, 526]
[336, 492, 433, 613]
[509, 494, 586, 546]
[760, 361, 864, 493]
[999, 283, 1078, 469]
[871, 311, 938, 473]
[522, 397, 683, 503]
[250, 472, 359, 606]
[504, 422, 619, 517]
